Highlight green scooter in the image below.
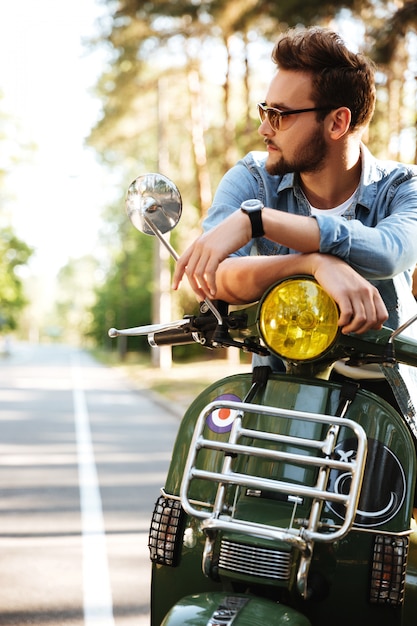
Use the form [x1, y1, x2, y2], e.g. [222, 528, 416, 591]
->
[110, 174, 417, 626]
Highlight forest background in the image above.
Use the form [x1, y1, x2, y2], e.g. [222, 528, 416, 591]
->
[1, 0, 417, 363]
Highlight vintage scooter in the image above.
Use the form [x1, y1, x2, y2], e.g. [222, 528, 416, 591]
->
[109, 174, 417, 626]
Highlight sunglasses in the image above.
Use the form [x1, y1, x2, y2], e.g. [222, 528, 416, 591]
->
[257, 102, 332, 131]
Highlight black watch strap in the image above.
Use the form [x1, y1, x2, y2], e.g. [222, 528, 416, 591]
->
[247, 210, 264, 238]
[241, 199, 265, 238]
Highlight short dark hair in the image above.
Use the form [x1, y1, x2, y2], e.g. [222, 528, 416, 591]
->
[272, 27, 376, 131]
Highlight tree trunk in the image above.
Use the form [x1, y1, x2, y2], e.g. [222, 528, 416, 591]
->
[242, 32, 252, 134]
[222, 34, 238, 173]
[387, 39, 409, 161]
[187, 64, 212, 217]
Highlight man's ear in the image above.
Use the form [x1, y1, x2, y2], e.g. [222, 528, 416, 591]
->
[328, 107, 351, 139]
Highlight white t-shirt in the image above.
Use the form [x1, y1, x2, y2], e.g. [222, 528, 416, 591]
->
[309, 187, 359, 216]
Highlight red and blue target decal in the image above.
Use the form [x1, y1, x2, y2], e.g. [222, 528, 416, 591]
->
[206, 393, 242, 434]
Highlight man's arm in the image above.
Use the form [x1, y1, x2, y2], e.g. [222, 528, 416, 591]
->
[172, 207, 320, 296]
[174, 251, 388, 335]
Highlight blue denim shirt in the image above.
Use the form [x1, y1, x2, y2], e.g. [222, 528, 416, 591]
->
[203, 145, 417, 435]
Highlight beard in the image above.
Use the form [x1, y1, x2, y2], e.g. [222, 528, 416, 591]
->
[265, 124, 328, 176]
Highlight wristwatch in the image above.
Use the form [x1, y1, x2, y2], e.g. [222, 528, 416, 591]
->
[240, 199, 265, 238]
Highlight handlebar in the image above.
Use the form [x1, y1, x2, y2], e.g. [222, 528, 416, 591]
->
[108, 302, 269, 355]
[108, 301, 417, 367]
[149, 328, 202, 347]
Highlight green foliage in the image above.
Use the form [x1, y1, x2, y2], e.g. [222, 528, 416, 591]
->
[0, 92, 37, 335]
[370, 0, 417, 64]
[52, 255, 100, 344]
[86, 222, 155, 351]
[0, 228, 33, 331]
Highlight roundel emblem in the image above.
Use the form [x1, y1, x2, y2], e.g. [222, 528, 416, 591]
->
[327, 437, 406, 527]
[206, 393, 241, 434]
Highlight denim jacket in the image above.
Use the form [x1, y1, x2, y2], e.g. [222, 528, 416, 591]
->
[203, 145, 417, 436]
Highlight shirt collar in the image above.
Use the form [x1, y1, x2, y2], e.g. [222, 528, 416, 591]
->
[356, 143, 378, 213]
[276, 172, 297, 194]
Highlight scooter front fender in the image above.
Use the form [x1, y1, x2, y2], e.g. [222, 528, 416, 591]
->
[161, 591, 311, 626]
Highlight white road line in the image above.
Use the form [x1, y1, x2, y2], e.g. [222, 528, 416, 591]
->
[72, 355, 115, 626]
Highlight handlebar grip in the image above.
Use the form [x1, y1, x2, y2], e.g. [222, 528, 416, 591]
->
[149, 329, 199, 347]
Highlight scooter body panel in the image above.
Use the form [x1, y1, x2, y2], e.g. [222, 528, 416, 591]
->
[151, 372, 417, 626]
[160, 592, 312, 625]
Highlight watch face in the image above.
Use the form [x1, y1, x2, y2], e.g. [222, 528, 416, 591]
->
[241, 199, 263, 212]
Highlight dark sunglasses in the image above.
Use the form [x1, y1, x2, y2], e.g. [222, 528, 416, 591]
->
[257, 102, 333, 131]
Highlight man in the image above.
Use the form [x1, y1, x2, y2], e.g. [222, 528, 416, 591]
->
[172, 27, 417, 434]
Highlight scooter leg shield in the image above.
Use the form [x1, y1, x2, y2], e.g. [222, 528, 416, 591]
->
[160, 591, 312, 626]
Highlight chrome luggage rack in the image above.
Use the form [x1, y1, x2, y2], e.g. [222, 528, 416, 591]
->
[180, 399, 368, 552]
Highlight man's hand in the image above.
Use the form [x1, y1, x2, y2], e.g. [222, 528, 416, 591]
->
[310, 254, 388, 334]
[172, 210, 251, 298]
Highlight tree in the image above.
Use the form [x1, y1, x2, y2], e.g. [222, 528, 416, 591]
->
[52, 255, 100, 345]
[371, 0, 417, 64]
[91, 0, 417, 211]
[369, 0, 417, 162]
[85, 197, 157, 356]
[0, 93, 36, 333]
[0, 228, 33, 331]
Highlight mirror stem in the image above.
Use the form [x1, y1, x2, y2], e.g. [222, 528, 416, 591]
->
[144, 215, 179, 261]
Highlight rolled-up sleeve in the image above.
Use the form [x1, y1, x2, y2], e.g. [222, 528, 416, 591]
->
[315, 174, 417, 279]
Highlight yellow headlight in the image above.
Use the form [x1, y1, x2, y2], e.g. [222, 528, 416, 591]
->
[258, 277, 339, 361]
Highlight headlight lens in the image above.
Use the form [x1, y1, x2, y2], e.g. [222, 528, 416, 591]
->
[258, 277, 339, 361]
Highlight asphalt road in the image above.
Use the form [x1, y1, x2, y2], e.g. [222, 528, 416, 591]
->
[0, 342, 180, 625]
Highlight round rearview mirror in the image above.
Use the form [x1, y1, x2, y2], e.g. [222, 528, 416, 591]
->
[125, 173, 182, 235]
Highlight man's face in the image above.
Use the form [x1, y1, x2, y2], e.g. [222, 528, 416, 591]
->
[258, 69, 328, 176]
